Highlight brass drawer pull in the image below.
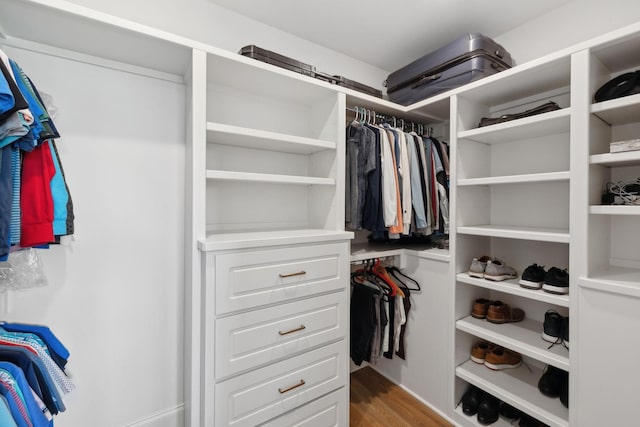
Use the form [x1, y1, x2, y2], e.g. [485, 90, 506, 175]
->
[278, 379, 306, 394]
[279, 270, 306, 278]
[278, 325, 306, 336]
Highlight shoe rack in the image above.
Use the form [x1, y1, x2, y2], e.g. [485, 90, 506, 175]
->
[450, 53, 573, 427]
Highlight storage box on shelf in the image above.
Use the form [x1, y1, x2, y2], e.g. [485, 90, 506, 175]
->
[451, 54, 572, 426]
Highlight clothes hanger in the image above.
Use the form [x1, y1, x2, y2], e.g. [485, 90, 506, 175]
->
[386, 265, 421, 292]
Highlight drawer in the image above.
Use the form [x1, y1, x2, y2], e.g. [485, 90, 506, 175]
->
[214, 340, 347, 427]
[215, 291, 347, 379]
[260, 387, 348, 427]
[211, 242, 348, 314]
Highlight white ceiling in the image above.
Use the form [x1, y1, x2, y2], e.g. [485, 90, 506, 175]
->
[209, 0, 572, 71]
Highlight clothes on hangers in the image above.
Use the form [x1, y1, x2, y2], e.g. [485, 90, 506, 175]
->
[345, 110, 449, 241]
[0, 48, 74, 261]
[350, 260, 421, 365]
[0, 322, 72, 426]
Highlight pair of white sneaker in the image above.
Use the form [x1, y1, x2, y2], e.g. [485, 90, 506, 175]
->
[468, 256, 517, 281]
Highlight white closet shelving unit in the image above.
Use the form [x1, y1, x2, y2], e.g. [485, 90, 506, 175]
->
[571, 29, 640, 426]
[450, 52, 573, 427]
[195, 44, 355, 426]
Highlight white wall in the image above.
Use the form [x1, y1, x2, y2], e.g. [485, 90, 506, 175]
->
[4, 45, 186, 427]
[62, 0, 390, 91]
[496, 0, 640, 65]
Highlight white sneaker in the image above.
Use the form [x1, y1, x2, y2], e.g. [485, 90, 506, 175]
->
[483, 259, 517, 281]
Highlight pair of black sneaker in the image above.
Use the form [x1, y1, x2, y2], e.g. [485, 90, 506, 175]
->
[543, 310, 569, 349]
[519, 264, 569, 295]
[460, 385, 548, 426]
[538, 365, 569, 408]
[460, 385, 521, 425]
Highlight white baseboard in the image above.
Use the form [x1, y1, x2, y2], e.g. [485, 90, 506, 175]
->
[123, 404, 184, 427]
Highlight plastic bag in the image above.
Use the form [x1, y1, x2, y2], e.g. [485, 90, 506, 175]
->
[0, 249, 48, 292]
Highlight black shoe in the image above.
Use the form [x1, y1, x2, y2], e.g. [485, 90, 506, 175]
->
[542, 310, 569, 350]
[542, 310, 564, 343]
[560, 372, 569, 408]
[461, 384, 483, 416]
[499, 401, 522, 421]
[538, 365, 568, 398]
[519, 263, 546, 289]
[519, 413, 550, 427]
[542, 267, 569, 294]
[477, 393, 500, 425]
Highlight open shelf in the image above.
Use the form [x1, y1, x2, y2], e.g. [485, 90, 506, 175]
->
[456, 225, 570, 243]
[206, 170, 335, 186]
[206, 122, 336, 154]
[458, 171, 570, 187]
[580, 267, 640, 298]
[590, 150, 640, 167]
[590, 205, 640, 215]
[591, 93, 640, 126]
[457, 274, 570, 307]
[207, 52, 336, 107]
[455, 55, 571, 107]
[1, 0, 193, 77]
[456, 360, 569, 427]
[458, 108, 570, 145]
[457, 316, 569, 370]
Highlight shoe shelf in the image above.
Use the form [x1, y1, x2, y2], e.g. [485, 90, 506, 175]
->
[458, 171, 570, 187]
[457, 316, 569, 371]
[206, 122, 336, 154]
[456, 360, 569, 427]
[457, 274, 570, 307]
[453, 406, 513, 427]
[457, 108, 570, 145]
[591, 93, 640, 126]
[456, 225, 570, 244]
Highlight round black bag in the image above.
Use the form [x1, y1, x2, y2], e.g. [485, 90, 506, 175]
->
[594, 70, 640, 102]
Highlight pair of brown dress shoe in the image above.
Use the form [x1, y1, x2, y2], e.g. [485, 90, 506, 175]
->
[471, 299, 525, 323]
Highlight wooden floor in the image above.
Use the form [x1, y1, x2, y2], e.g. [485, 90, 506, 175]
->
[350, 367, 453, 427]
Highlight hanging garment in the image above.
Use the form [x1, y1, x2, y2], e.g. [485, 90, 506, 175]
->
[0, 48, 75, 259]
[0, 362, 49, 427]
[350, 278, 380, 366]
[20, 143, 55, 248]
[1, 323, 69, 370]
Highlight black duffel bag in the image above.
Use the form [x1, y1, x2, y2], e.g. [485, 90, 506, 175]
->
[594, 70, 640, 102]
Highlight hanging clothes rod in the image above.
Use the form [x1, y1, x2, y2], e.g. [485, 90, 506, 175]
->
[350, 254, 399, 266]
[347, 106, 434, 136]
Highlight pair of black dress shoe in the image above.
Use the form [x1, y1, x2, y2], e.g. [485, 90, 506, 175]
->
[460, 384, 551, 426]
[538, 365, 569, 408]
[460, 385, 521, 425]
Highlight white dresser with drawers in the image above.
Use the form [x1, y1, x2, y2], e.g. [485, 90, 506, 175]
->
[199, 234, 352, 426]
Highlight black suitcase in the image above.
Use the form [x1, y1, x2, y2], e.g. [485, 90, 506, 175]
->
[315, 73, 383, 99]
[239, 45, 316, 77]
[385, 33, 512, 105]
[239, 45, 383, 98]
